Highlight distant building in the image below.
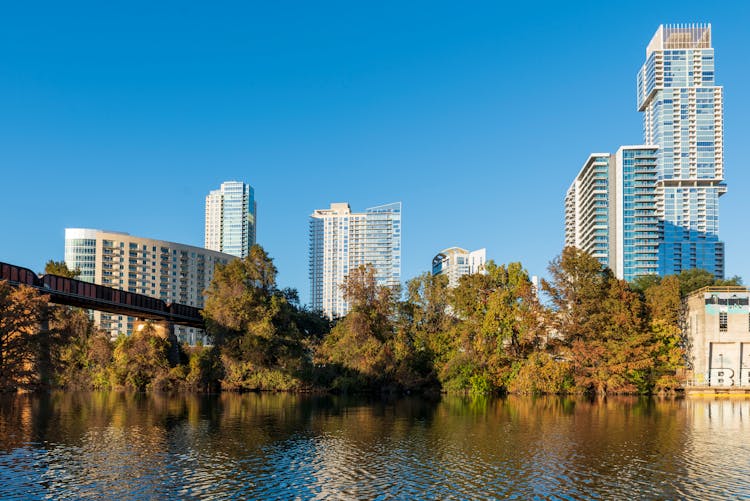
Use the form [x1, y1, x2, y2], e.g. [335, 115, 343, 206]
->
[685, 286, 750, 387]
[309, 202, 401, 318]
[564, 146, 658, 282]
[64, 228, 235, 344]
[205, 181, 257, 258]
[431, 247, 486, 287]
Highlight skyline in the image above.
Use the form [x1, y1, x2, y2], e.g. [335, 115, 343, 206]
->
[2, 2, 750, 305]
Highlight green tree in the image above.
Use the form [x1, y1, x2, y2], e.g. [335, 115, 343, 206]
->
[677, 268, 742, 297]
[43, 260, 80, 278]
[203, 244, 315, 390]
[111, 322, 171, 391]
[643, 275, 685, 391]
[49, 307, 112, 389]
[437, 261, 543, 393]
[542, 247, 611, 350]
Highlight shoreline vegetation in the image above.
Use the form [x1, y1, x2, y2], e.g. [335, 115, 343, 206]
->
[0, 246, 741, 396]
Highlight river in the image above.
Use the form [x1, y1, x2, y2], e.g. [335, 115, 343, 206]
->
[0, 392, 748, 499]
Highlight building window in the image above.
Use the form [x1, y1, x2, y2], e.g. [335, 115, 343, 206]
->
[719, 312, 728, 332]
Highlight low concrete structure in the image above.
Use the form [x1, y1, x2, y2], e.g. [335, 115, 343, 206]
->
[686, 286, 750, 388]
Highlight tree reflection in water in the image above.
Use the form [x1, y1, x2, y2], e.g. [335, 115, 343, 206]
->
[0, 393, 747, 499]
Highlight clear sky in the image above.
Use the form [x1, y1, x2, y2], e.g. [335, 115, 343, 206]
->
[1, 1, 749, 304]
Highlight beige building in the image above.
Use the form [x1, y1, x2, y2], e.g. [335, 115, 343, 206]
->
[64, 228, 235, 344]
[686, 286, 750, 387]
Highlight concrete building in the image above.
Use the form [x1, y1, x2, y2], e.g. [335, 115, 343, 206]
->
[64, 228, 235, 344]
[685, 286, 750, 387]
[638, 24, 725, 278]
[205, 181, 257, 258]
[431, 247, 486, 288]
[309, 202, 401, 318]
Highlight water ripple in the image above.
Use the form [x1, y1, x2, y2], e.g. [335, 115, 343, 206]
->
[1, 395, 750, 499]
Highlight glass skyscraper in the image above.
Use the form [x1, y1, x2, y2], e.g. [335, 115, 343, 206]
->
[565, 24, 726, 282]
[309, 202, 401, 318]
[205, 181, 257, 259]
[637, 24, 725, 278]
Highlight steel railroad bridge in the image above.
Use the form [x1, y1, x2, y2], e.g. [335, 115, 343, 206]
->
[0, 261, 204, 329]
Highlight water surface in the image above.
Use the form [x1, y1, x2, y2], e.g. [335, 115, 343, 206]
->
[0, 392, 748, 499]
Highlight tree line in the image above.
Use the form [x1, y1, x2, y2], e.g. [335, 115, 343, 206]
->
[0, 247, 741, 394]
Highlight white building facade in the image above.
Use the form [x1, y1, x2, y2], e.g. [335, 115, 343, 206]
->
[205, 181, 257, 258]
[431, 247, 486, 288]
[64, 228, 235, 344]
[309, 202, 401, 318]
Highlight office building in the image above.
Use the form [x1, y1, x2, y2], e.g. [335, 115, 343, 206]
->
[637, 24, 725, 278]
[309, 202, 401, 318]
[65, 228, 235, 344]
[565, 146, 659, 282]
[431, 247, 486, 287]
[205, 181, 257, 258]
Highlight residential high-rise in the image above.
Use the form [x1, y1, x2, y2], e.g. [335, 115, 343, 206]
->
[564, 146, 659, 282]
[637, 24, 725, 278]
[431, 247, 486, 287]
[65, 228, 235, 344]
[309, 202, 401, 318]
[564, 153, 613, 269]
[205, 181, 257, 258]
[564, 24, 726, 281]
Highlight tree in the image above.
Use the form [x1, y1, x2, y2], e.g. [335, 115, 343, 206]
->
[677, 268, 742, 297]
[49, 306, 111, 389]
[570, 277, 654, 394]
[43, 260, 80, 278]
[0, 281, 49, 391]
[433, 261, 544, 393]
[316, 265, 397, 384]
[542, 248, 657, 394]
[542, 246, 611, 347]
[203, 244, 316, 390]
[112, 323, 171, 391]
[643, 275, 686, 391]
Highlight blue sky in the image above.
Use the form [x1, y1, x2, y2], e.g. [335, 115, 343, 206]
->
[1, 1, 749, 304]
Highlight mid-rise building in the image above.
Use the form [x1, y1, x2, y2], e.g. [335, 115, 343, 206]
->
[431, 247, 486, 287]
[564, 146, 659, 282]
[205, 181, 257, 258]
[65, 228, 235, 344]
[637, 24, 725, 278]
[309, 202, 401, 318]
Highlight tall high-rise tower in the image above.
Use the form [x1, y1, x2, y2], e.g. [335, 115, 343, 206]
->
[309, 202, 401, 318]
[637, 24, 725, 278]
[205, 181, 257, 259]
